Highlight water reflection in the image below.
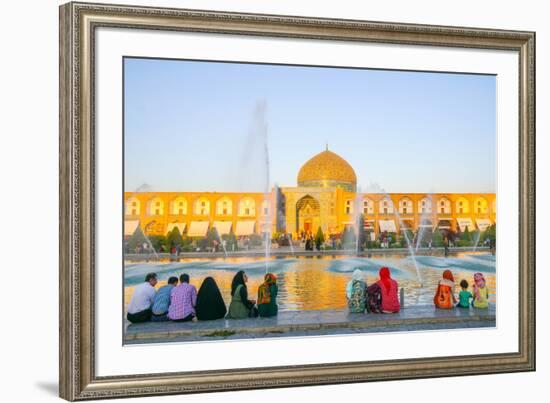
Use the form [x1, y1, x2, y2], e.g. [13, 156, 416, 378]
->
[124, 253, 496, 311]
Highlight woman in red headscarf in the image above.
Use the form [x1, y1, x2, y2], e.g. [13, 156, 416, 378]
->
[433, 269, 457, 309]
[376, 267, 400, 313]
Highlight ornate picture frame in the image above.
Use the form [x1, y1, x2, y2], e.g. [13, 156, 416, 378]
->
[59, 2, 535, 400]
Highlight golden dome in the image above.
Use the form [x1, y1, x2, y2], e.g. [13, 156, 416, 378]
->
[297, 148, 357, 191]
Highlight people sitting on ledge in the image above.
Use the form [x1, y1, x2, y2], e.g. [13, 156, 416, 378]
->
[126, 272, 157, 323]
[257, 273, 278, 318]
[168, 273, 197, 322]
[151, 276, 178, 321]
[226, 270, 258, 319]
[472, 272, 490, 309]
[347, 269, 367, 313]
[434, 270, 457, 309]
[195, 277, 227, 321]
[376, 267, 400, 313]
[127, 267, 493, 325]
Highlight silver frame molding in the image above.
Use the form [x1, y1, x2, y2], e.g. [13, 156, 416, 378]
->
[59, 2, 535, 400]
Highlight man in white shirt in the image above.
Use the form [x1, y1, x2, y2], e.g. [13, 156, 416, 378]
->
[127, 272, 157, 323]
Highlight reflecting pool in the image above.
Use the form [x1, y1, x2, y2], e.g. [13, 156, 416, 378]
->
[124, 252, 496, 311]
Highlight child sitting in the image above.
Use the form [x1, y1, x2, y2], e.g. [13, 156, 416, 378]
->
[433, 269, 457, 309]
[457, 279, 473, 308]
[472, 272, 490, 308]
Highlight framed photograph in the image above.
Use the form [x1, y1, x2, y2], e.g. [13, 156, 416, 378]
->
[59, 2, 535, 400]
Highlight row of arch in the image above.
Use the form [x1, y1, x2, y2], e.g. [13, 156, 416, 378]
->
[346, 196, 494, 215]
[125, 196, 270, 217]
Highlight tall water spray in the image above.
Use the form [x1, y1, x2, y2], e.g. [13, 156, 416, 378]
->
[387, 196, 423, 287]
[352, 187, 364, 255]
[251, 101, 271, 273]
[415, 193, 434, 251]
[213, 226, 228, 258]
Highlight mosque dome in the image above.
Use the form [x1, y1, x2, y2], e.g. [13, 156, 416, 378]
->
[297, 147, 357, 192]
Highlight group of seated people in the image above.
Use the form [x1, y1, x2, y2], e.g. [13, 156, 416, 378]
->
[433, 270, 490, 309]
[128, 266, 490, 324]
[345, 267, 490, 314]
[126, 270, 279, 324]
[346, 267, 401, 314]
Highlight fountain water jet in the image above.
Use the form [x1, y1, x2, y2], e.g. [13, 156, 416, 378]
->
[213, 227, 228, 258]
[387, 196, 423, 287]
[472, 229, 482, 251]
[352, 186, 364, 255]
[415, 193, 434, 251]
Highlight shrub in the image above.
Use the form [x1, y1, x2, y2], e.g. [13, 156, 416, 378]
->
[166, 226, 183, 249]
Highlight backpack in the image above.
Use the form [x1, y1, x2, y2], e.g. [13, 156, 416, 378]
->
[366, 283, 383, 313]
[348, 280, 366, 313]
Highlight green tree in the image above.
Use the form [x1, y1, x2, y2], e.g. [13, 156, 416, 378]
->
[432, 229, 444, 247]
[206, 227, 219, 248]
[148, 235, 167, 252]
[481, 224, 496, 243]
[460, 227, 472, 242]
[222, 230, 238, 251]
[127, 225, 147, 252]
[166, 226, 184, 250]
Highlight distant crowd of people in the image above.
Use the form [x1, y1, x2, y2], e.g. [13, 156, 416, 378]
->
[126, 270, 279, 324]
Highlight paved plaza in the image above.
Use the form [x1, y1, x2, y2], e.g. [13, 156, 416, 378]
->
[125, 305, 496, 344]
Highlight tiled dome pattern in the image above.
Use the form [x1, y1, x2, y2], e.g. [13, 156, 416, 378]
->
[297, 149, 357, 188]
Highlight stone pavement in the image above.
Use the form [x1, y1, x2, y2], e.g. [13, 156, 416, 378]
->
[125, 305, 496, 344]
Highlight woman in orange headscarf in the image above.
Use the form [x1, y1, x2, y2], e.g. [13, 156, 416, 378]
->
[434, 269, 457, 309]
[376, 267, 400, 313]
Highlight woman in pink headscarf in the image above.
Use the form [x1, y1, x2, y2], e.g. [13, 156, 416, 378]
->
[376, 267, 400, 313]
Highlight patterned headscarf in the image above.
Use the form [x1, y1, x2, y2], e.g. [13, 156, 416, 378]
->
[258, 273, 277, 305]
[474, 272, 486, 287]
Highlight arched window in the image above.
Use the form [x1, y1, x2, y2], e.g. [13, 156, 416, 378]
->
[238, 197, 256, 217]
[437, 197, 451, 214]
[399, 197, 413, 215]
[345, 199, 353, 215]
[146, 197, 164, 216]
[169, 197, 187, 215]
[418, 197, 432, 214]
[216, 197, 233, 216]
[125, 196, 140, 216]
[379, 198, 394, 215]
[194, 197, 210, 216]
[363, 198, 374, 214]
[474, 197, 488, 214]
[455, 197, 470, 214]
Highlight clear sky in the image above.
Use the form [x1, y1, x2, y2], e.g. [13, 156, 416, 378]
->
[124, 57, 496, 193]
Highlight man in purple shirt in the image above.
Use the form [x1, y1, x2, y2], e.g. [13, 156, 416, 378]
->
[168, 273, 197, 322]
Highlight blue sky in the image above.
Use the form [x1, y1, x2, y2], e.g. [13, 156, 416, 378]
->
[124, 57, 496, 193]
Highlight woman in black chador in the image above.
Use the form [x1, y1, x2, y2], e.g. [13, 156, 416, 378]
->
[195, 277, 227, 321]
